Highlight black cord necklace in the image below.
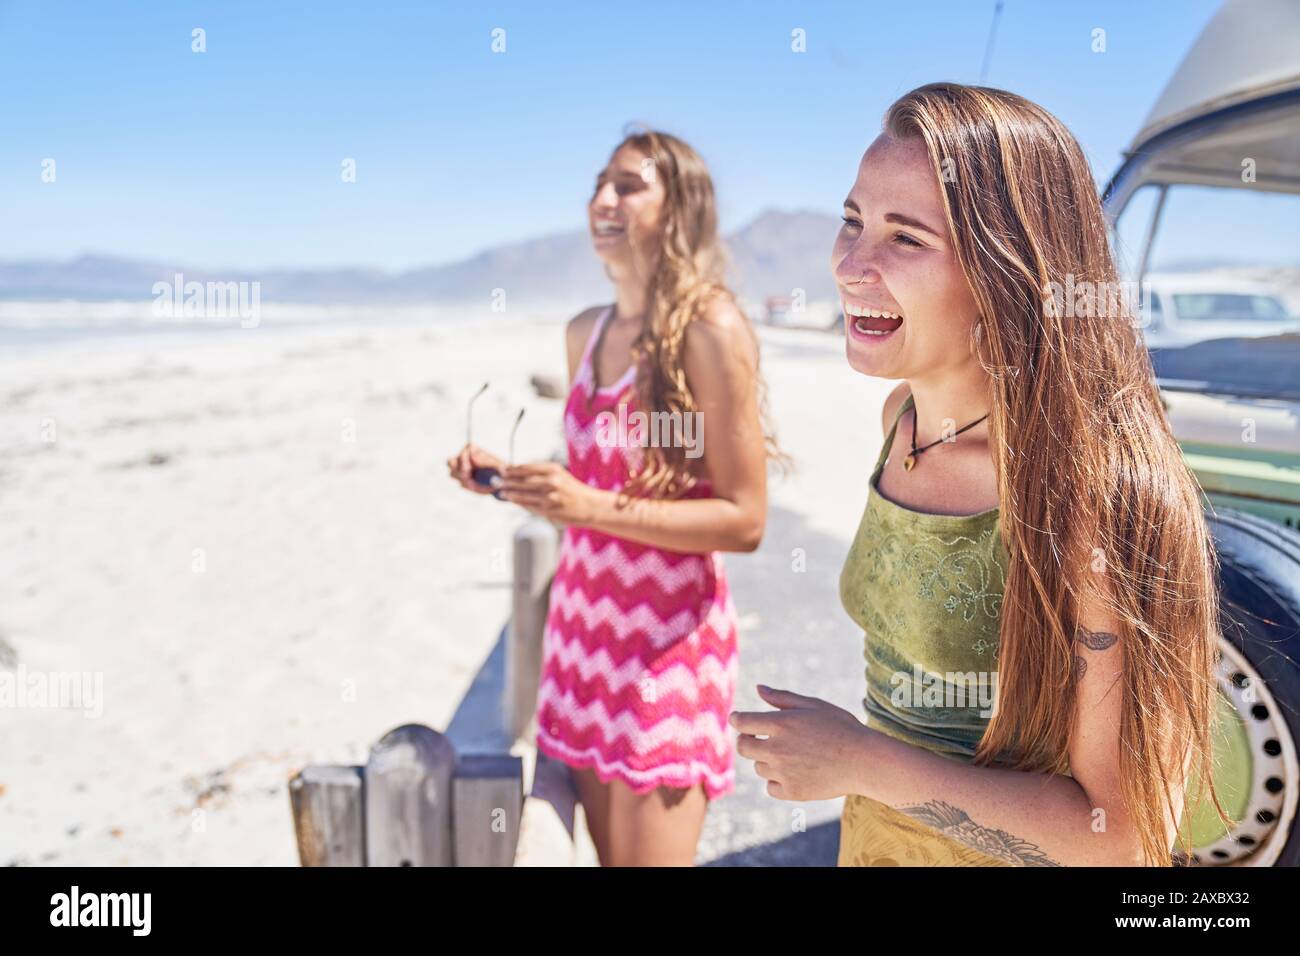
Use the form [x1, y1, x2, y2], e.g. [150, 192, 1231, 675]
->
[903, 407, 991, 472]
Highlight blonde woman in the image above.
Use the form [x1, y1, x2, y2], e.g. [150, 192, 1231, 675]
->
[449, 129, 782, 865]
[732, 83, 1224, 866]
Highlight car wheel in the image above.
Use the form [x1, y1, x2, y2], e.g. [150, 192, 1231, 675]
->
[1178, 509, 1300, 866]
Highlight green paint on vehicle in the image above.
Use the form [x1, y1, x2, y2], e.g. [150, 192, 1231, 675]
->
[1182, 448, 1300, 504]
[1182, 691, 1253, 849]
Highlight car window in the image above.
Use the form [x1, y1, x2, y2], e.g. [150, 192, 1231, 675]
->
[1172, 293, 1290, 321]
[1147, 290, 1163, 322]
[1111, 184, 1300, 400]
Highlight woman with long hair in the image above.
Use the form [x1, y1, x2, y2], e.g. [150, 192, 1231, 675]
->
[449, 128, 782, 865]
[731, 82, 1224, 866]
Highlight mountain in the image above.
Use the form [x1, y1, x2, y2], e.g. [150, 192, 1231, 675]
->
[0, 210, 842, 310]
[726, 209, 841, 305]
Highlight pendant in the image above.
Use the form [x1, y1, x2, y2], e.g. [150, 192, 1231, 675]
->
[903, 454, 916, 472]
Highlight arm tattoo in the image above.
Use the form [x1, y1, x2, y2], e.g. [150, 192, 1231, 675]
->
[896, 800, 1063, 866]
[1073, 625, 1117, 683]
[1076, 625, 1118, 651]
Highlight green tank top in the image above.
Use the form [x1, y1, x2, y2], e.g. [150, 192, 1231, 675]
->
[839, 396, 1209, 867]
[837, 392, 1012, 866]
[838, 393, 1006, 758]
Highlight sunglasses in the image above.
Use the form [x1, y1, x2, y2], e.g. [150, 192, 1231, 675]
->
[467, 381, 525, 501]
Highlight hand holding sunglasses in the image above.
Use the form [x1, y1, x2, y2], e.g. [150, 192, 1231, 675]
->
[447, 382, 525, 501]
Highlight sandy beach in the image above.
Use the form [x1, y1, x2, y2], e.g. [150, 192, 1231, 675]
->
[0, 306, 893, 865]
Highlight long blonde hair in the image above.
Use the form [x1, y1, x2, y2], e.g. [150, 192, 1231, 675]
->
[602, 127, 787, 498]
[884, 83, 1225, 865]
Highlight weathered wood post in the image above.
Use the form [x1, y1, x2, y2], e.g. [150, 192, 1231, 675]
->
[507, 517, 560, 739]
[453, 753, 525, 866]
[364, 724, 456, 866]
[288, 765, 365, 866]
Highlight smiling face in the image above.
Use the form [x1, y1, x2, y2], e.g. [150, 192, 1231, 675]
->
[588, 144, 667, 280]
[831, 133, 982, 381]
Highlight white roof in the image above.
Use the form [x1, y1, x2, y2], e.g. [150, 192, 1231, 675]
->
[1131, 0, 1300, 149]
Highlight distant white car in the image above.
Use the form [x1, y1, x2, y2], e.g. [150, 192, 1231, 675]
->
[1141, 272, 1299, 349]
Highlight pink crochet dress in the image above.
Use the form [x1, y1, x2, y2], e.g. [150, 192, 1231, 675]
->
[535, 305, 739, 799]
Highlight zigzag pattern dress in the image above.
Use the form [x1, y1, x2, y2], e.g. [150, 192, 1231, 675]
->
[534, 305, 739, 799]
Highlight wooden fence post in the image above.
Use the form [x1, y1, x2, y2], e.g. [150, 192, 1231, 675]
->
[288, 765, 365, 866]
[507, 518, 559, 739]
[364, 724, 456, 866]
[453, 753, 524, 866]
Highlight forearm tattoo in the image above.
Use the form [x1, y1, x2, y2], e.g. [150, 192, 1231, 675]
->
[1073, 625, 1118, 682]
[894, 630, 1118, 865]
[896, 800, 1063, 866]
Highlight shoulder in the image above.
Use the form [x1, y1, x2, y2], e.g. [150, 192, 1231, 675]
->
[566, 305, 606, 350]
[694, 290, 747, 332]
[564, 305, 607, 381]
[684, 291, 756, 366]
[880, 381, 912, 437]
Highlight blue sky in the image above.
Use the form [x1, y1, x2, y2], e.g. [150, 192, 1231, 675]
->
[1, 0, 1227, 271]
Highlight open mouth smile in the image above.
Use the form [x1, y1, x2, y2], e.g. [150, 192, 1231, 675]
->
[844, 300, 904, 340]
[592, 219, 626, 239]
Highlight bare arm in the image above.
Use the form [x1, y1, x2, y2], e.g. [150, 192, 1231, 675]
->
[853, 596, 1149, 866]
